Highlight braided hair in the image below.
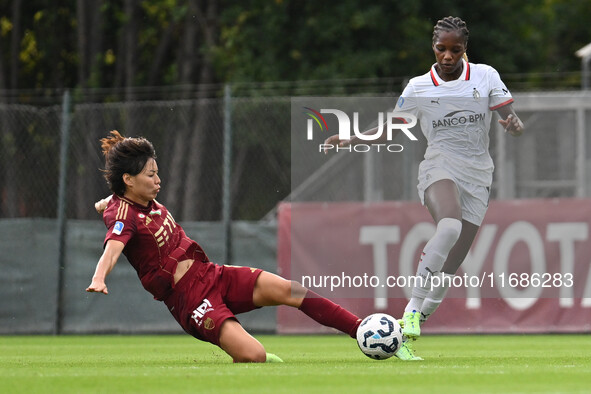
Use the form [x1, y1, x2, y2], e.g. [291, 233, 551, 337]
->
[432, 16, 469, 61]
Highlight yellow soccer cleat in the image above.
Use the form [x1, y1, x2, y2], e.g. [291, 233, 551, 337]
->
[265, 353, 284, 363]
[402, 310, 421, 340]
[395, 339, 423, 361]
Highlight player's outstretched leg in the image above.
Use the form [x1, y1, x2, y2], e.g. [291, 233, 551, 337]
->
[298, 290, 361, 338]
[253, 272, 361, 338]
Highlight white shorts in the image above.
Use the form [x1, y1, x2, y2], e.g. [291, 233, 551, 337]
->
[417, 160, 490, 226]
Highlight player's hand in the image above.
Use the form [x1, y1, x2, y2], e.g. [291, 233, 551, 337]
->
[86, 280, 109, 295]
[94, 195, 112, 214]
[498, 114, 524, 136]
[323, 134, 352, 154]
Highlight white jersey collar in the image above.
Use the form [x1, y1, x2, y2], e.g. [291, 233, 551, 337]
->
[429, 59, 470, 86]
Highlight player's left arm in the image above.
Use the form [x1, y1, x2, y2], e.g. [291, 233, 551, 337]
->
[489, 67, 524, 137]
[496, 104, 524, 137]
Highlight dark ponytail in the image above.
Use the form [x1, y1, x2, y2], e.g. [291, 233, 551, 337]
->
[100, 130, 156, 196]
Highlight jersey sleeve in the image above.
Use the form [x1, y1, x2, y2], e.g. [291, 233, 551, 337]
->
[394, 83, 419, 116]
[488, 68, 514, 110]
[390, 83, 420, 130]
[103, 200, 137, 247]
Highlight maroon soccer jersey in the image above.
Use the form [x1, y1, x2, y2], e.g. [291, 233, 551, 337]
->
[103, 195, 209, 300]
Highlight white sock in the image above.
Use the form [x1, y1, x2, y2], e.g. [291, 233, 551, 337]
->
[405, 218, 461, 313]
[420, 272, 454, 324]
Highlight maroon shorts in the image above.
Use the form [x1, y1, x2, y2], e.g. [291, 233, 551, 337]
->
[164, 261, 263, 346]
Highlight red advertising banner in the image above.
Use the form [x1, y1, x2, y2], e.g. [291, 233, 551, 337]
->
[277, 199, 591, 334]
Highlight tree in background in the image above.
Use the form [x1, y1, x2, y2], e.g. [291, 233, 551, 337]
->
[1, 0, 591, 92]
[1, 0, 591, 220]
[214, 0, 591, 85]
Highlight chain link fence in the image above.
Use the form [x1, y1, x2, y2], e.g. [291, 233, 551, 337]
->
[2, 85, 591, 334]
[1, 89, 591, 221]
[0, 93, 291, 221]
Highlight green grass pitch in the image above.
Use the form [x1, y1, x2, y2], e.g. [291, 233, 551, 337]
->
[1, 334, 590, 393]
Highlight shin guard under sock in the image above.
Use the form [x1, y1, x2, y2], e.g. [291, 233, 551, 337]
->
[298, 290, 361, 338]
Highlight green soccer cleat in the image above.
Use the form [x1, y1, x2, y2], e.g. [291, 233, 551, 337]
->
[265, 353, 284, 363]
[395, 339, 423, 361]
[402, 310, 421, 340]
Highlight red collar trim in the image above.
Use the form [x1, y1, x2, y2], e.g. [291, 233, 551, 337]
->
[430, 59, 470, 86]
[430, 68, 440, 86]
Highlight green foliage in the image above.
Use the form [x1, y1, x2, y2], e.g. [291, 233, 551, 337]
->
[215, 1, 432, 82]
[1, 0, 591, 91]
[215, 0, 591, 85]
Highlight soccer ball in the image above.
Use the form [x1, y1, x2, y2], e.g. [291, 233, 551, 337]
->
[356, 313, 403, 360]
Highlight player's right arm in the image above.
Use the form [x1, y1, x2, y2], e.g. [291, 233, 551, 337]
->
[86, 239, 125, 295]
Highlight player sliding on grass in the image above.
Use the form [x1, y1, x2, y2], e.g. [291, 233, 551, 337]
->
[87, 130, 362, 363]
[324, 16, 524, 360]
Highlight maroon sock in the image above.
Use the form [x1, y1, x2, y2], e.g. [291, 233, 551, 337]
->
[298, 290, 361, 338]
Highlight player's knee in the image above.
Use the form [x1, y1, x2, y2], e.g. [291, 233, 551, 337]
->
[227, 337, 267, 363]
[290, 280, 308, 298]
[436, 218, 462, 246]
[220, 319, 267, 363]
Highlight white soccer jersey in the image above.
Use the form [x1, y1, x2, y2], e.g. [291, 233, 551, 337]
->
[396, 59, 513, 186]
